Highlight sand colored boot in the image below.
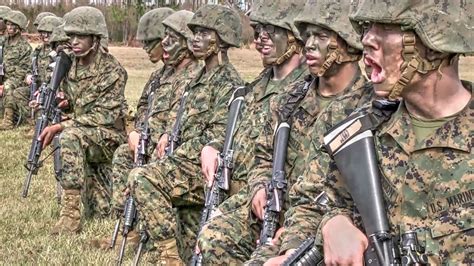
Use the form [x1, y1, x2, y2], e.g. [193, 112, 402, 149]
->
[90, 228, 140, 250]
[155, 238, 184, 266]
[50, 189, 82, 235]
[0, 108, 14, 130]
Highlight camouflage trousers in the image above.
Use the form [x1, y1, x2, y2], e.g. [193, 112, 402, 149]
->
[128, 155, 205, 261]
[59, 126, 124, 217]
[197, 203, 262, 264]
[110, 143, 134, 211]
[3, 86, 30, 124]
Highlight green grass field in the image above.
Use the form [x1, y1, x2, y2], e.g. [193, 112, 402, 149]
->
[0, 46, 471, 264]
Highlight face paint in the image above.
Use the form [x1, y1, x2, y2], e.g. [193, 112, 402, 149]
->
[6, 21, 19, 37]
[361, 22, 404, 97]
[143, 39, 163, 63]
[162, 27, 188, 66]
[302, 24, 334, 75]
[191, 26, 217, 60]
[253, 23, 289, 66]
[68, 33, 95, 58]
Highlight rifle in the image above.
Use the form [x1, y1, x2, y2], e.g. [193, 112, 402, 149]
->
[52, 107, 63, 204]
[165, 90, 189, 155]
[29, 50, 40, 119]
[258, 122, 291, 246]
[190, 85, 249, 266]
[135, 79, 160, 167]
[323, 99, 405, 266]
[0, 45, 4, 85]
[22, 51, 72, 198]
[114, 195, 138, 266]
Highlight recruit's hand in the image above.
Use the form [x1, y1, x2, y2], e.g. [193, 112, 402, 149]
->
[26, 74, 33, 85]
[0, 85, 4, 97]
[201, 145, 219, 187]
[155, 133, 169, 159]
[39, 124, 63, 149]
[56, 92, 69, 109]
[322, 215, 368, 265]
[263, 249, 296, 266]
[128, 130, 140, 154]
[252, 188, 267, 220]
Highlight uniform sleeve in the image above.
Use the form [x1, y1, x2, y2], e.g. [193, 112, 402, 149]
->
[134, 73, 155, 130]
[61, 67, 128, 128]
[4, 42, 32, 92]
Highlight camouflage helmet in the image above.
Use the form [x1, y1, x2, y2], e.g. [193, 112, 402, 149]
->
[162, 10, 194, 42]
[188, 4, 242, 48]
[37, 16, 64, 33]
[50, 24, 69, 43]
[4, 10, 28, 30]
[350, 0, 474, 54]
[63, 6, 107, 38]
[136, 7, 175, 42]
[0, 6, 11, 19]
[33, 11, 56, 27]
[250, 0, 305, 41]
[294, 0, 362, 51]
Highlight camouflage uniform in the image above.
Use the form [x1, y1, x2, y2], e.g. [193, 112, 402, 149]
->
[109, 7, 177, 212]
[280, 0, 474, 264]
[128, 5, 244, 262]
[1, 11, 32, 125]
[196, 0, 372, 264]
[50, 7, 127, 235]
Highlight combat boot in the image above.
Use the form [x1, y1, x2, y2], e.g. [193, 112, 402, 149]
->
[155, 238, 184, 265]
[51, 189, 82, 235]
[0, 108, 15, 130]
[90, 229, 140, 250]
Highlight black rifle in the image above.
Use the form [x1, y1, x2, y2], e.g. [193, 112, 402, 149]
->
[323, 99, 402, 266]
[165, 90, 189, 155]
[114, 195, 138, 266]
[259, 122, 291, 246]
[29, 50, 40, 119]
[133, 223, 149, 266]
[22, 51, 72, 198]
[135, 79, 160, 167]
[190, 85, 249, 266]
[0, 45, 4, 85]
[52, 107, 63, 204]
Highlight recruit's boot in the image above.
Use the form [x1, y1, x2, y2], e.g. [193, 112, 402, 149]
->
[90, 229, 140, 250]
[0, 108, 14, 130]
[155, 238, 184, 265]
[50, 189, 82, 235]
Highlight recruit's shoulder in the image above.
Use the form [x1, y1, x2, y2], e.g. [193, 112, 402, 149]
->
[213, 62, 244, 86]
[97, 50, 127, 78]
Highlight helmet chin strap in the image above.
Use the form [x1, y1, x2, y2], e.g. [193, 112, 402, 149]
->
[317, 35, 361, 77]
[388, 32, 445, 100]
[75, 36, 99, 58]
[271, 31, 302, 67]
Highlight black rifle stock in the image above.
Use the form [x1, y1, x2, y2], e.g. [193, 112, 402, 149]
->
[165, 90, 189, 156]
[259, 122, 291, 246]
[323, 100, 399, 266]
[190, 85, 249, 266]
[22, 51, 72, 198]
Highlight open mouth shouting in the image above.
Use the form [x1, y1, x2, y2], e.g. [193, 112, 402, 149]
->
[364, 54, 384, 83]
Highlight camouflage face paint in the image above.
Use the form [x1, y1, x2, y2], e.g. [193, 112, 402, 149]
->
[254, 23, 289, 66]
[302, 24, 335, 75]
[6, 21, 19, 37]
[143, 39, 163, 64]
[162, 27, 188, 66]
[191, 26, 217, 60]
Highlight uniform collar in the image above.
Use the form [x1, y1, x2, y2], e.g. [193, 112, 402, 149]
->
[70, 49, 106, 80]
[379, 80, 472, 154]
